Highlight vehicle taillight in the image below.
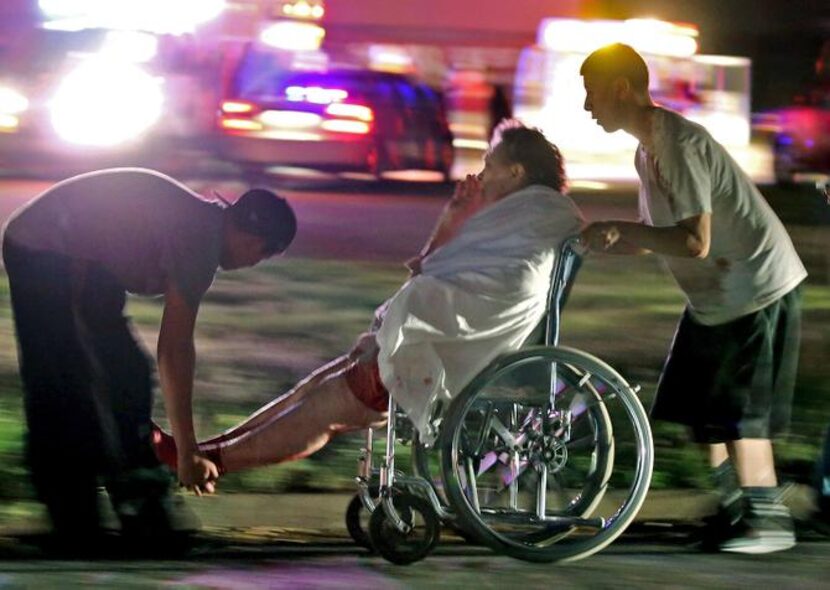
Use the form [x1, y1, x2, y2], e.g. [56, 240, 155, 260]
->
[220, 118, 264, 131]
[221, 100, 256, 114]
[320, 119, 371, 134]
[320, 102, 374, 134]
[219, 100, 262, 131]
[325, 103, 374, 122]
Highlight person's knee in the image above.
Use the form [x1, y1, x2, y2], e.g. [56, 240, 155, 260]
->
[331, 407, 387, 435]
[349, 332, 379, 363]
[325, 375, 388, 432]
[344, 378, 389, 430]
[351, 404, 388, 430]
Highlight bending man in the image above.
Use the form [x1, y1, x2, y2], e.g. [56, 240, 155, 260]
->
[2, 168, 296, 549]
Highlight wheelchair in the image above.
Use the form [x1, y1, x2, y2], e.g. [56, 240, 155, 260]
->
[345, 237, 654, 564]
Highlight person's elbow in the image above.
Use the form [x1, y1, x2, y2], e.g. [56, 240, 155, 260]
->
[679, 213, 710, 259]
[685, 232, 710, 259]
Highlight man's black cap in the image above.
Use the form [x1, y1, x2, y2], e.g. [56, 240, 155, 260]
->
[230, 189, 297, 254]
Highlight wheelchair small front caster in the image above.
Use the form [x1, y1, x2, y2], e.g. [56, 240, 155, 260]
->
[345, 485, 379, 552]
[368, 493, 440, 564]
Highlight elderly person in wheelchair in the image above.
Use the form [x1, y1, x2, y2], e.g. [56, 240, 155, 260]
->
[152, 120, 583, 483]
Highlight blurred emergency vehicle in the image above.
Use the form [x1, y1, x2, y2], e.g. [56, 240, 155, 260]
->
[513, 18, 755, 183]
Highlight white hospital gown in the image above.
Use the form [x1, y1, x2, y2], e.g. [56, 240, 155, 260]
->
[374, 184, 584, 442]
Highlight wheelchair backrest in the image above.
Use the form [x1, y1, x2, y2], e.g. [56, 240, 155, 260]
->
[543, 236, 583, 347]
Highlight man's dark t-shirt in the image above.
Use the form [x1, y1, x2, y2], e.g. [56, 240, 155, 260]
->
[2, 168, 224, 307]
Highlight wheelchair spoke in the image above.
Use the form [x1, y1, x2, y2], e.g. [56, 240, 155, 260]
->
[464, 457, 481, 513]
[489, 415, 519, 448]
[508, 450, 520, 510]
[536, 463, 548, 518]
[565, 433, 599, 452]
[472, 403, 497, 456]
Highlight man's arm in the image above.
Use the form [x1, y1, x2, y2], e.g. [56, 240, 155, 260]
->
[158, 283, 218, 494]
[582, 213, 711, 258]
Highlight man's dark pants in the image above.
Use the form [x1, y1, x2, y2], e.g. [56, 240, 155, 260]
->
[3, 240, 161, 536]
[818, 425, 830, 515]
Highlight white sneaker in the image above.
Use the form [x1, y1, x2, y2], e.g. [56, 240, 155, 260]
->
[719, 503, 796, 554]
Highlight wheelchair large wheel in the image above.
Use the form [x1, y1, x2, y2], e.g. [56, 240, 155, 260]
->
[440, 345, 653, 563]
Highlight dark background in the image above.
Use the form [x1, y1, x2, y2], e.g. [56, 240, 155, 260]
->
[586, 0, 830, 109]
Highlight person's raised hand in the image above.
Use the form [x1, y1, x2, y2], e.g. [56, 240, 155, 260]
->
[450, 174, 485, 212]
[420, 174, 487, 258]
[440, 174, 485, 233]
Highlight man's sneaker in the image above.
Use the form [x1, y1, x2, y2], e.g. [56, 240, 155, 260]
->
[109, 467, 201, 556]
[699, 506, 741, 552]
[696, 487, 746, 552]
[718, 502, 796, 554]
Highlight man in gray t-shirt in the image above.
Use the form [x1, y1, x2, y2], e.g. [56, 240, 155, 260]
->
[1, 168, 296, 551]
[579, 44, 804, 554]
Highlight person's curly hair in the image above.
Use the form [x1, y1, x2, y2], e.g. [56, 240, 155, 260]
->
[490, 119, 568, 193]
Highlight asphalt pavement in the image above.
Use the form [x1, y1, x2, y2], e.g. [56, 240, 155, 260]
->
[1, 487, 829, 589]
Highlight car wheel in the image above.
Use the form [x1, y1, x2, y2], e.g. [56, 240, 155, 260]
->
[439, 142, 454, 183]
[368, 142, 391, 180]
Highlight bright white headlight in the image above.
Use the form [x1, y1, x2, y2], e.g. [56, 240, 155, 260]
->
[50, 58, 164, 147]
[0, 87, 29, 114]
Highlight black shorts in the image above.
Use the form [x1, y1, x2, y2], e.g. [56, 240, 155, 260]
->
[651, 287, 802, 444]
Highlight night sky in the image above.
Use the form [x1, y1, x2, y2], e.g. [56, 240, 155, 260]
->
[589, 0, 830, 108]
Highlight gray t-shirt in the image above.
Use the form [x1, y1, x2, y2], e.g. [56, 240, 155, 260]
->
[3, 168, 224, 308]
[636, 108, 807, 325]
